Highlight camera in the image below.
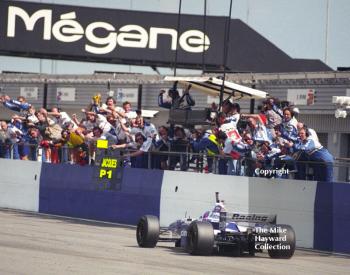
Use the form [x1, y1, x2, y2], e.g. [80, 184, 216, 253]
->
[237, 117, 249, 132]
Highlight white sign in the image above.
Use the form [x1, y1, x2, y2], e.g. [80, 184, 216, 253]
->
[207, 95, 219, 104]
[141, 109, 159, 118]
[57, 87, 76, 101]
[7, 6, 210, 55]
[20, 87, 38, 100]
[287, 89, 315, 106]
[116, 88, 138, 103]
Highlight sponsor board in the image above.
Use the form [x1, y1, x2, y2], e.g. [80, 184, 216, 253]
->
[20, 87, 38, 100]
[287, 89, 315, 105]
[0, 1, 218, 68]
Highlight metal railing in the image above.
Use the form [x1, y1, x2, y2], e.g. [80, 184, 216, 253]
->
[1, 142, 349, 182]
[95, 146, 349, 182]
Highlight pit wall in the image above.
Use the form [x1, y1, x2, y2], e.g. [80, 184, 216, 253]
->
[0, 159, 348, 254]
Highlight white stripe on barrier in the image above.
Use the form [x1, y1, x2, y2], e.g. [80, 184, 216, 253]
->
[248, 178, 317, 248]
[159, 171, 250, 227]
[0, 159, 41, 212]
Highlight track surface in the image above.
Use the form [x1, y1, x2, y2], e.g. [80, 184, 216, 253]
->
[0, 209, 349, 275]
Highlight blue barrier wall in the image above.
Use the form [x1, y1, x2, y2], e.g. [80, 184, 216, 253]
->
[314, 181, 350, 254]
[39, 164, 163, 225]
[332, 182, 350, 254]
[314, 182, 333, 251]
[1, 159, 349, 254]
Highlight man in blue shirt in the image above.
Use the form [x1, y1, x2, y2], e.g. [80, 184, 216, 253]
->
[1, 95, 31, 113]
[293, 127, 334, 182]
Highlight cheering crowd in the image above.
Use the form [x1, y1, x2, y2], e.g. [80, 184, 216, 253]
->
[0, 85, 334, 182]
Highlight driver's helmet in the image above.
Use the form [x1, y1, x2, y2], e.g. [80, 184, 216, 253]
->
[213, 202, 226, 213]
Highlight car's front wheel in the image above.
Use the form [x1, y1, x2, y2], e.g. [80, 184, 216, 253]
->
[136, 215, 160, 248]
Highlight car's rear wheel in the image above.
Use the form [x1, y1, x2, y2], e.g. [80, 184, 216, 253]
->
[267, 224, 296, 259]
[186, 221, 214, 255]
[136, 215, 159, 248]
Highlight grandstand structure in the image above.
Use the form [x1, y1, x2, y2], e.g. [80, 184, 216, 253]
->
[1, 71, 350, 182]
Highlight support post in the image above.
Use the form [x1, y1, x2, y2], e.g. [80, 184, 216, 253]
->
[137, 84, 142, 111]
[43, 79, 48, 109]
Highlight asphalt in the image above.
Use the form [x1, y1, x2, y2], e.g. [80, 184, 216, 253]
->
[0, 209, 349, 275]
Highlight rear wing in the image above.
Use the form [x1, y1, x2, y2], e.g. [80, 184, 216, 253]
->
[214, 192, 277, 224]
[220, 212, 277, 224]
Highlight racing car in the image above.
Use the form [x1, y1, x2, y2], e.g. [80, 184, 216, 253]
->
[136, 192, 296, 258]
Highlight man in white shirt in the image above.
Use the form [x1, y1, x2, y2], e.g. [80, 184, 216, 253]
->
[48, 107, 78, 130]
[247, 117, 271, 144]
[121, 115, 159, 141]
[123, 132, 153, 169]
[123, 101, 137, 119]
[100, 97, 125, 117]
[81, 111, 114, 135]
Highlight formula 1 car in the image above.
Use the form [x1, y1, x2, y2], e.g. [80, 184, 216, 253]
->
[136, 192, 296, 258]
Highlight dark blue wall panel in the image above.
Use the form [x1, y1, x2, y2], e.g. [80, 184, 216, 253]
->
[314, 182, 333, 251]
[314, 181, 350, 254]
[39, 164, 163, 225]
[332, 182, 350, 254]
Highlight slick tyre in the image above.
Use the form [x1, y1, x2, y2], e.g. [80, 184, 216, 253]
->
[136, 215, 160, 248]
[267, 224, 296, 259]
[186, 221, 214, 256]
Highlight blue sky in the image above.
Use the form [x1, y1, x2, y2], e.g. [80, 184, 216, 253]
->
[1, 0, 349, 74]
